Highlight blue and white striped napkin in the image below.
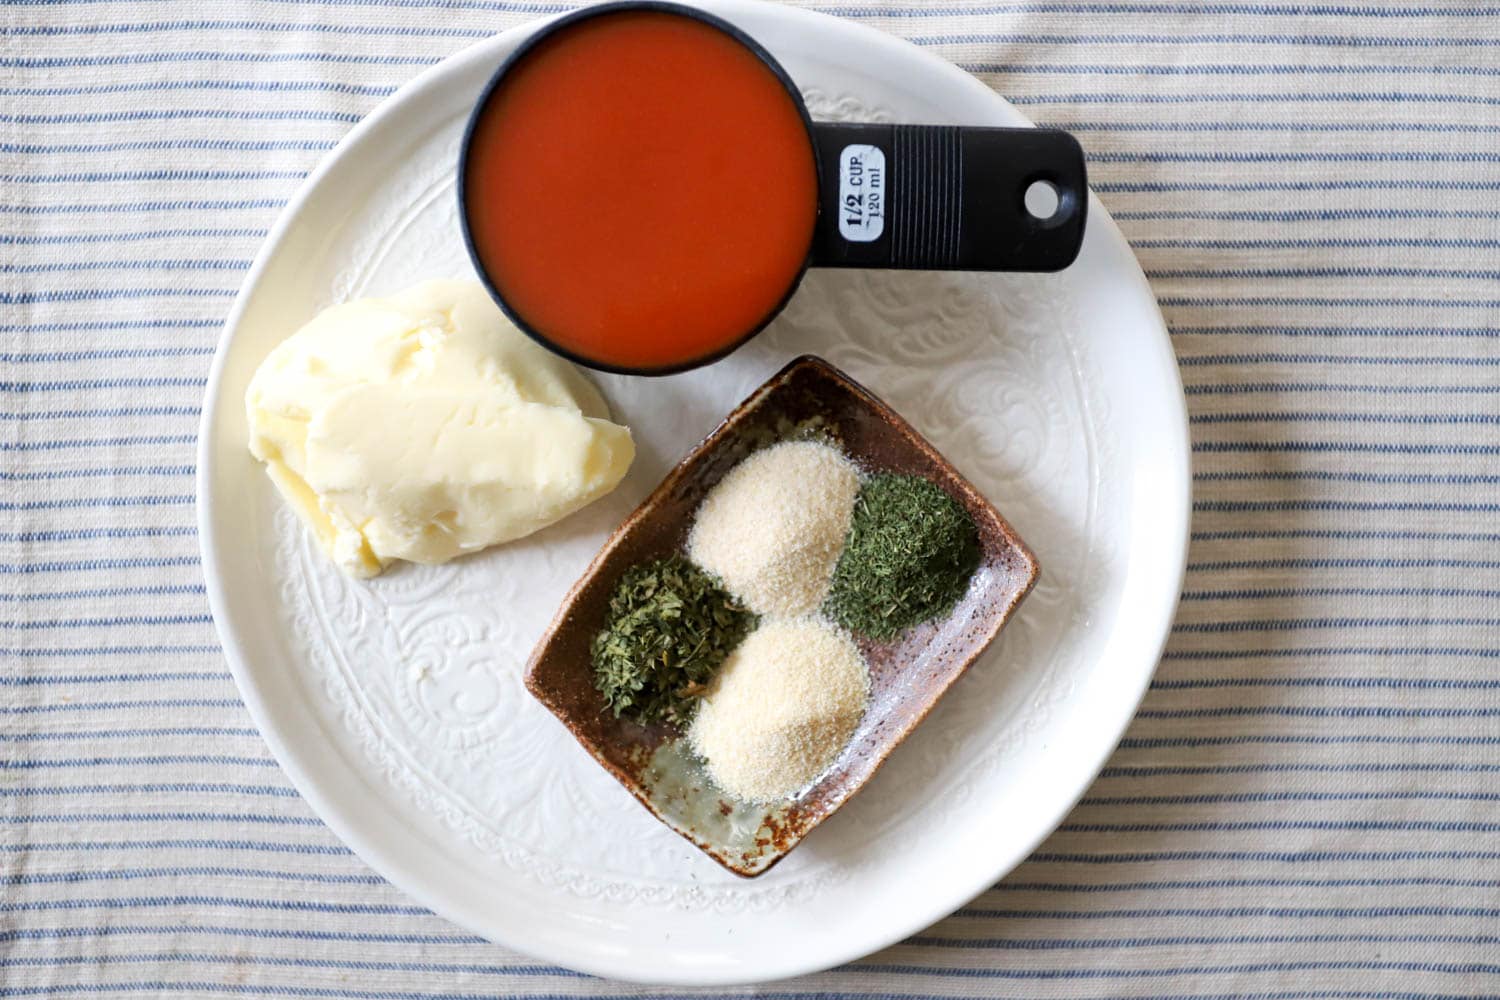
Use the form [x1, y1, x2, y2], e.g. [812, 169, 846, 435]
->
[6, 1, 1500, 995]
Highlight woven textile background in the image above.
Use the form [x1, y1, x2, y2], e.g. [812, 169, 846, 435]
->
[6, 1, 1500, 996]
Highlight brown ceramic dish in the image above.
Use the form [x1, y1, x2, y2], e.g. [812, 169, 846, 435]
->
[525, 355, 1039, 877]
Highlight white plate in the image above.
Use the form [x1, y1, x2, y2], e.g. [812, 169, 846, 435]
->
[198, 0, 1189, 985]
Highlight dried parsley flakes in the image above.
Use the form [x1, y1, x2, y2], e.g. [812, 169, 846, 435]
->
[824, 474, 981, 641]
[592, 555, 755, 727]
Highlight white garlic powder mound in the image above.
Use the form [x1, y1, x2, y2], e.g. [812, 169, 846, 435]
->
[689, 617, 869, 803]
[688, 439, 860, 616]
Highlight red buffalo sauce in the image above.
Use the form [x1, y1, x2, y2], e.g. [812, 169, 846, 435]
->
[463, 10, 819, 371]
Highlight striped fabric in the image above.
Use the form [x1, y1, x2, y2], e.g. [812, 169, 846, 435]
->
[6, 0, 1500, 996]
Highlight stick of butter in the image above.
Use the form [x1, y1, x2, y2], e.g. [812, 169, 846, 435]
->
[245, 279, 635, 577]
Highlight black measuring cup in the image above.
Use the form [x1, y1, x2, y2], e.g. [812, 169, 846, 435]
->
[459, 1, 1088, 375]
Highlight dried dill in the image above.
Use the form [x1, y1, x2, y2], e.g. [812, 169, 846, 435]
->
[592, 555, 755, 726]
[824, 474, 981, 641]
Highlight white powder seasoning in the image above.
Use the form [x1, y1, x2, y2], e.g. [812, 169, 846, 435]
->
[688, 439, 860, 616]
[689, 617, 869, 803]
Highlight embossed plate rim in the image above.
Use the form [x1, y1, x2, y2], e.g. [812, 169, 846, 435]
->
[198, 0, 1190, 983]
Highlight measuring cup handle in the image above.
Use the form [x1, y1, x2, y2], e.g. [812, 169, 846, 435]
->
[807, 123, 1087, 272]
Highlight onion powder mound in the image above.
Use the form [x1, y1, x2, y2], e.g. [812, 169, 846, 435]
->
[689, 617, 869, 803]
[688, 439, 860, 617]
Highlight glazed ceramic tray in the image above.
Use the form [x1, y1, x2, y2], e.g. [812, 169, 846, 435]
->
[528, 356, 1040, 877]
[198, 0, 1190, 984]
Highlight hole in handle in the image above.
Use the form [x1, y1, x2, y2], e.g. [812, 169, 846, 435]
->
[1024, 179, 1061, 221]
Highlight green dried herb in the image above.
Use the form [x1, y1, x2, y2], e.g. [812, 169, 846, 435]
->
[592, 555, 755, 726]
[824, 474, 981, 641]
